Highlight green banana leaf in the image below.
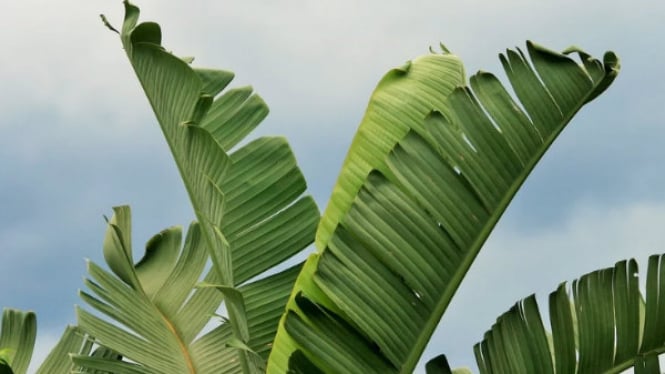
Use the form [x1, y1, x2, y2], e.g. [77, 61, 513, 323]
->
[35, 325, 95, 374]
[470, 253, 665, 374]
[0, 308, 98, 374]
[74, 208, 311, 373]
[76, 2, 318, 372]
[0, 309, 35, 374]
[268, 43, 620, 373]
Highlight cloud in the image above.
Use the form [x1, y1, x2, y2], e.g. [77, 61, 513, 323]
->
[3, 0, 664, 167]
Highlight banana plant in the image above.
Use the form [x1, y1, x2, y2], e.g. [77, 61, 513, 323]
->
[88, 2, 622, 372]
[0, 1, 629, 372]
[267, 36, 619, 374]
[71, 1, 319, 372]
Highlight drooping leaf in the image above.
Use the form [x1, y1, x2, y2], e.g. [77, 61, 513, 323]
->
[269, 42, 619, 373]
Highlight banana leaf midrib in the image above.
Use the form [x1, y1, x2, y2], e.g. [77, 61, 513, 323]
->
[160, 311, 196, 373]
[128, 53, 222, 373]
[126, 44, 210, 232]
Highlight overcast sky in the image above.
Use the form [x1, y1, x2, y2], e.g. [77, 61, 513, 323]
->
[2, 0, 664, 372]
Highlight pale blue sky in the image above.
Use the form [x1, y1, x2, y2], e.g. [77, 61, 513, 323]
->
[1, 0, 664, 372]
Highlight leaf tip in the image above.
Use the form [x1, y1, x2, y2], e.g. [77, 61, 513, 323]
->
[394, 60, 412, 74]
[603, 51, 620, 73]
[100, 14, 119, 34]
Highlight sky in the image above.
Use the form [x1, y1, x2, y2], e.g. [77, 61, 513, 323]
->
[1, 0, 664, 372]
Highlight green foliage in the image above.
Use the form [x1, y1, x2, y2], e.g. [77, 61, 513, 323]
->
[469, 254, 665, 374]
[268, 40, 619, 373]
[1, 348, 15, 374]
[35, 326, 92, 374]
[6, 1, 660, 374]
[73, 1, 319, 372]
[0, 309, 35, 374]
[0, 310, 96, 374]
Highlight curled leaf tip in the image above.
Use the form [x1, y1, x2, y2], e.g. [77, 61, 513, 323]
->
[604, 51, 620, 70]
[394, 60, 412, 74]
[100, 14, 119, 34]
[562, 45, 584, 55]
[439, 42, 451, 54]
